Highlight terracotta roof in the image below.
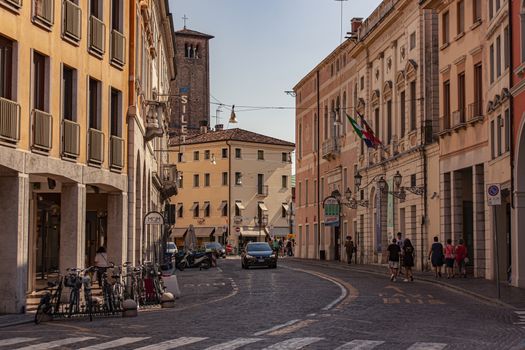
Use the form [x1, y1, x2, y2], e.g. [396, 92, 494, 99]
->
[169, 128, 295, 148]
[175, 28, 214, 39]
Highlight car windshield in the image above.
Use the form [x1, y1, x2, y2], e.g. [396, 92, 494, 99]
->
[167, 243, 176, 250]
[247, 243, 272, 252]
[206, 242, 222, 249]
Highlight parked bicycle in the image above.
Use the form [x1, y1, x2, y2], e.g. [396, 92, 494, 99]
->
[64, 267, 94, 321]
[34, 275, 64, 324]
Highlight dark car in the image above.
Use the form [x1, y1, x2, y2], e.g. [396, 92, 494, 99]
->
[241, 242, 277, 269]
[205, 242, 226, 258]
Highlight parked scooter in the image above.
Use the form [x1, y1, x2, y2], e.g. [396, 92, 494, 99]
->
[177, 250, 211, 270]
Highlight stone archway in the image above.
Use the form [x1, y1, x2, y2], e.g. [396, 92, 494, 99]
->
[513, 114, 525, 287]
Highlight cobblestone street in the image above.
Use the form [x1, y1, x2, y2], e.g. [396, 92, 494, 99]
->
[0, 259, 524, 350]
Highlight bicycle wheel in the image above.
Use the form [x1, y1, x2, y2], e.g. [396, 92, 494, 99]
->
[68, 290, 78, 318]
[34, 303, 49, 324]
[85, 290, 93, 322]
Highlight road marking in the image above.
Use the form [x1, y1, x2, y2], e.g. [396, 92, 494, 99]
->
[262, 337, 323, 350]
[253, 319, 301, 336]
[268, 319, 317, 336]
[515, 311, 525, 314]
[0, 338, 38, 347]
[514, 311, 525, 328]
[335, 340, 385, 350]
[406, 342, 447, 350]
[16, 337, 95, 350]
[134, 337, 207, 350]
[77, 337, 149, 349]
[203, 338, 262, 350]
[217, 267, 223, 272]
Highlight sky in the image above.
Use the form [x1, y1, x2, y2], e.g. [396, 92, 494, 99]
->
[168, 0, 382, 144]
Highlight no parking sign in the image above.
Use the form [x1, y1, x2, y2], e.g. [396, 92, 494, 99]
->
[487, 184, 501, 206]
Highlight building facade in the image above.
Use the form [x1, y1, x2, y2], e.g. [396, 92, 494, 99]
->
[169, 127, 294, 253]
[294, 0, 440, 268]
[169, 27, 213, 135]
[0, 0, 177, 313]
[511, 0, 525, 288]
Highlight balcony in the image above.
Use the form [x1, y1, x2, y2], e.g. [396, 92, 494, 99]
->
[32, 109, 53, 152]
[160, 164, 178, 201]
[88, 128, 104, 165]
[451, 109, 466, 129]
[110, 29, 125, 67]
[61, 119, 80, 159]
[89, 15, 105, 56]
[110, 135, 124, 170]
[0, 97, 20, 144]
[62, 0, 81, 42]
[1, 0, 23, 12]
[32, 0, 54, 28]
[257, 185, 269, 197]
[468, 101, 484, 123]
[322, 138, 340, 160]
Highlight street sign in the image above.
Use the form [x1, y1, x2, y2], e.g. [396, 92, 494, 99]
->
[487, 184, 502, 206]
[323, 196, 340, 227]
[144, 211, 164, 225]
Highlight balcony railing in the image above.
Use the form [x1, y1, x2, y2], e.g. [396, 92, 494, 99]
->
[32, 109, 53, 151]
[257, 185, 269, 196]
[468, 101, 484, 122]
[451, 109, 466, 127]
[110, 29, 125, 66]
[88, 128, 104, 165]
[33, 0, 54, 27]
[322, 138, 340, 160]
[63, 0, 81, 42]
[1, 0, 23, 11]
[89, 15, 105, 55]
[440, 115, 451, 132]
[61, 119, 79, 158]
[110, 135, 124, 170]
[0, 97, 20, 144]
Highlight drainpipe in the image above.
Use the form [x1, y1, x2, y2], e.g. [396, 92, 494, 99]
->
[227, 140, 232, 251]
[509, 0, 515, 210]
[317, 69, 321, 260]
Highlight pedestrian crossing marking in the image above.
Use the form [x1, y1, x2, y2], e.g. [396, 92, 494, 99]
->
[268, 319, 318, 336]
[406, 342, 448, 350]
[203, 338, 263, 350]
[77, 337, 150, 350]
[334, 339, 385, 349]
[0, 338, 37, 347]
[16, 337, 95, 350]
[262, 337, 323, 350]
[515, 311, 525, 329]
[134, 337, 208, 350]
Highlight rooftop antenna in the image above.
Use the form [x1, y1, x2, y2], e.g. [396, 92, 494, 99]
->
[334, 0, 348, 43]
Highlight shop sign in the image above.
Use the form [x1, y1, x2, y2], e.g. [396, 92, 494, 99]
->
[323, 196, 340, 227]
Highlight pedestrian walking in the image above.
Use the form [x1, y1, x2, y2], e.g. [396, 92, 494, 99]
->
[428, 236, 444, 278]
[286, 239, 293, 256]
[278, 239, 284, 257]
[272, 238, 280, 258]
[387, 238, 401, 282]
[396, 232, 405, 276]
[444, 238, 455, 278]
[402, 238, 415, 282]
[344, 236, 355, 264]
[455, 239, 468, 278]
[94, 246, 109, 286]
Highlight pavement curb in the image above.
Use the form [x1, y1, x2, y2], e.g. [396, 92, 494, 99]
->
[287, 258, 516, 309]
[0, 319, 34, 329]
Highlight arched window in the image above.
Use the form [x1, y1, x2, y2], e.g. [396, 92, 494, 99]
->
[324, 105, 329, 140]
[521, 1, 525, 62]
[342, 91, 347, 133]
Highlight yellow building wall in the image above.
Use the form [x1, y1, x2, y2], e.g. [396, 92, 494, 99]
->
[0, 0, 129, 171]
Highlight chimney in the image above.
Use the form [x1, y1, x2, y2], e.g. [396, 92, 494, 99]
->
[199, 120, 208, 134]
[351, 18, 363, 34]
[215, 124, 224, 131]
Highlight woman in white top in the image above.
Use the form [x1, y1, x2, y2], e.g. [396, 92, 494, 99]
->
[94, 246, 109, 286]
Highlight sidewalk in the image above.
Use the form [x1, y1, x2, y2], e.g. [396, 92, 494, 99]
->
[297, 258, 525, 309]
[0, 313, 33, 328]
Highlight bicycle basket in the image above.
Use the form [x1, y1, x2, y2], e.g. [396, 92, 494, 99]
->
[64, 275, 80, 288]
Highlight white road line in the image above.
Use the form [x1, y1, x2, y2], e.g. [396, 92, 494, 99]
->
[203, 338, 262, 350]
[16, 337, 95, 350]
[334, 339, 385, 350]
[0, 338, 38, 347]
[77, 337, 149, 349]
[515, 311, 525, 314]
[406, 342, 448, 350]
[253, 319, 301, 336]
[262, 337, 323, 350]
[134, 337, 207, 350]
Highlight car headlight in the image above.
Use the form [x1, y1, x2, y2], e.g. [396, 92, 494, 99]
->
[245, 254, 254, 259]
